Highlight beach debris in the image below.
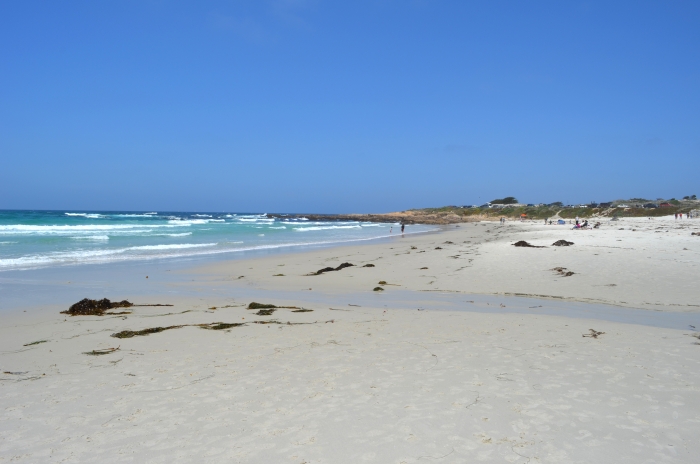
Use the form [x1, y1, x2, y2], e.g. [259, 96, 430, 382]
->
[410, 246, 417, 250]
[444, 241, 454, 244]
[3, 371, 29, 375]
[420, 267, 428, 269]
[199, 322, 246, 330]
[348, 304, 361, 307]
[310, 262, 355, 275]
[362, 264, 375, 267]
[248, 302, 277, 309]
[62, 298, 134, 316]
[435, 247, 443, 250]
[23, 340, 47, 347]
[692, 232, 699, 236]
[373, 287, 384, 291]
[552, 240, 574, 246]
[135, 304, 174, 307]
[378, 280, 387, 285]
[512, 241, 544, 248]
[292, 309, 313, 312]
[111, 325, 184, 339]
[582, 329, 605, 339]
[83, 346, 120, 356]
[552, 267, 575, 277]
[247, 302, 300, 310]
[255, 309, 276, 316]
[273, 274, 285, 276]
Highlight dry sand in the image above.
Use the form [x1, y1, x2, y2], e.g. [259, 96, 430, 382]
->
[1, 215, 699, 463]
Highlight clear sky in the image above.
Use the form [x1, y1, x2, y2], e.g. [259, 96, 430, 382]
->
[1, 1, 698, 213]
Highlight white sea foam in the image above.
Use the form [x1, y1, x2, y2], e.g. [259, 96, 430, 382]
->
[193, 214, 212, 218]
[0, 227, 437, 271]
[268, 226, 286, 229]
[0, 224, 186, 235]
[151, 232, 192, 237]
[64, 213, 104, 219]
[112, 213, 160, 218]
[293, 225, 362, 231]
[71, 235, 109, 241]
[237, 218, 274, 222]
[130, 243, 216, 251]
[0, 241, 18, 245]
[167, 219, 209, 225]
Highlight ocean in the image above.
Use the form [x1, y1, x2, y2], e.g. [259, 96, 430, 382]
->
[0, 210, 435, 271]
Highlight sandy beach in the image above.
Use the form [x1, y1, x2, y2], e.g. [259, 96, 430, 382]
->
[2, 216, 699, 463]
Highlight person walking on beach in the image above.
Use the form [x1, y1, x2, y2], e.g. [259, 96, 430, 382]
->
[390, 226, 393, 234]
[401, 223, 405, 235]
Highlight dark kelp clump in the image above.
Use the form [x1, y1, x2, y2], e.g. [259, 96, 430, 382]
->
[583, 329, 605, 339]
[62, 298, 134, 316]
[23, 340, 48, 347]
[255, 309, 276, 316]
[311, 262, 354, 275]
[362, 264, 375, 267]
[373, 287, 384, 291]
[512, 241, 545, 248]
[552, 267, 575, 277]
[111, 325, 183, 339]
[552, 240, 574, 246]
[248, 302, 277, 310]
[199, 322, 246, 330]
[292, 309, 313, 312]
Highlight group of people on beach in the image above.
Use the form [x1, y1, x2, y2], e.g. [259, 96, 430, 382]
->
[675, 213, 691, 219]
[389, 223, 406, 235]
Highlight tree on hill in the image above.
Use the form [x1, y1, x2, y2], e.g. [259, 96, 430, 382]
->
[490, 196, 518, 205]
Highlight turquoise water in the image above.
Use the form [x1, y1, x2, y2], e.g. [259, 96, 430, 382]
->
[0, 210, 435, 271]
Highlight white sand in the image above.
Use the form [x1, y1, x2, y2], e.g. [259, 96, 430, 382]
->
[1, 215, 699, 463]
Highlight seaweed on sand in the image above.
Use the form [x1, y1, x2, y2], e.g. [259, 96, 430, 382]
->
[247, 302, 300, 310]
[309, 262, 355, 275]
[512, 241, 545, 248]
[84, 346, 120, 356]
[62, 298, 134, 316]
[292, 309, 313, 312]
[373, 287, 384, 292]
[552, 267, 575, 277]
[111, 325, 184, 339]
[255, 309, 276, 316]
[552, 240, 574, 246]
[199, 322, 246, 330]
[23, 340, 48, 347]
[582, 329, 605, 339]
[362, 264, 375, 267]
[248, 302, 278, 310]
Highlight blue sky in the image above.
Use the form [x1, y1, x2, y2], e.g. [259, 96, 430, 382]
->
[1, 1, 698, 213]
